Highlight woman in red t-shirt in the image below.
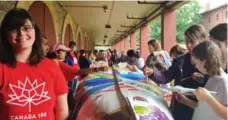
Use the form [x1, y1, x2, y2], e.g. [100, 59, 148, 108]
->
[0, 8, 68, 120]
[47, 44, 108, 81]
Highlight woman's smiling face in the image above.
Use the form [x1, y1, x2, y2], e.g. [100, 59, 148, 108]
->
[8, 19, 35, 52]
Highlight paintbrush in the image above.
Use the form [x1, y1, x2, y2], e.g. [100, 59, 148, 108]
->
[180, 76, 192, 81]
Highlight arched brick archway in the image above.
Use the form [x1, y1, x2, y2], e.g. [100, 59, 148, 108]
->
[64, 24, 73, 46]
[61, 14, 76, 45]
[84, 36, 87, 50]
[76, 26, 83, 50]
[77, 33, 81, 50]
[28, 1, 56, 46]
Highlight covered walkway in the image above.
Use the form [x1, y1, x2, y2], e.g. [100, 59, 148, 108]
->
[0, 1, 186, 59]
[1, 1, 211, 120]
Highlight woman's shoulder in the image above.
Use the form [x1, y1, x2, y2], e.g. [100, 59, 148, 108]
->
[153, 51, 167, 57]
[0, 62, 3, 67]
[41, 58, 56, 64]
[138, 58, 144, 62]
[208, 72, 228, 87]
[218, 73, 228, 83]
[39, 58, 59, 69]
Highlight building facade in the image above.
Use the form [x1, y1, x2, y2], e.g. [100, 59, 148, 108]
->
[201, 4, 227, 33]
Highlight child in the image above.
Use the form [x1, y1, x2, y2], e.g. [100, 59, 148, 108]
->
[176, 41, 228, 120]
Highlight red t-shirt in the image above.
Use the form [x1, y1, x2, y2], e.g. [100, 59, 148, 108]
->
[58, 61, 80, 81]
[0, 58, 68, 120]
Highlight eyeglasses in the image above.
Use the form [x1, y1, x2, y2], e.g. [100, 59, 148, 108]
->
[10, 25, 34, 33]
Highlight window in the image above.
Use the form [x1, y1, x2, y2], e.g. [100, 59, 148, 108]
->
[226, 11, 228, 19]
[216, 13, 219, 21]
[208, 16, 211, 23]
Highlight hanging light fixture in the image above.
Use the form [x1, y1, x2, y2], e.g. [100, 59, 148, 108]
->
[104, 35, 108, 38]
[103, 6, 108, 13]
[63, 4, 108, 13]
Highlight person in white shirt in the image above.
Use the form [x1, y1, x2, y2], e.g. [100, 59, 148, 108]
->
[175, 41, 228, 120]
[126, 49, 145, 71]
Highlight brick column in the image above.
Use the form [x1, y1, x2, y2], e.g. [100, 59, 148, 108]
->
[91, 41, 95, 50]
[89, 41, 92, 50]
[140, 24, 150, 60]
[116, 42, 121, 53]
[87, 39, 90, 50]
[161, 9, 176, 52]
[120, 39, 125, 53]
[130, 32, 137, 50]
[84, 38, 87, 50]
[124, 36, 130, 51]
[113, 43, 118, 50]
[112, 43, 116, 50]
[89, 40, 92, 50]
[111, 44, 114, 50]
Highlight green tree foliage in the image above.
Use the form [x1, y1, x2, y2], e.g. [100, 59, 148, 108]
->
[149, 17, 161, 40]
[176, 1, 202, 43]
[148, 1, 202, 43]
[135, 30, 140, 49]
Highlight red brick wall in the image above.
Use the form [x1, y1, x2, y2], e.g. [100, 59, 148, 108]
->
[202, 5, 227, 34]
[140, 24, 150, 60]
[161, 10, 176, 52]
[64, 24, 73, 46]
[124, 36, 130, 51]
[130, 32, 137, 50]
[77, 33, 81, 50]
[28, 1, 56, 46]
[120, 39, 125, 53]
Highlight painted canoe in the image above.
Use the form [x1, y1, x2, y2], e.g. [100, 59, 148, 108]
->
[73, 67, 173, 120]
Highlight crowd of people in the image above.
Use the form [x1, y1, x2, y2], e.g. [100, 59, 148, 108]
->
[0, 8, 227, 120]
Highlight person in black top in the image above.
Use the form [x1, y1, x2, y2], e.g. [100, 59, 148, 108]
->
[209, 23, 227, 73]
[143, 24, 209, 120]
[119, 50, 128, 62]
[110, 49, 119, 65]
[126, 49, 144, 70]
[78, 49, 91, 69]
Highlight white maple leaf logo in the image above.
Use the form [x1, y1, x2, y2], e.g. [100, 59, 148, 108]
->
[7, 77, 51, 112]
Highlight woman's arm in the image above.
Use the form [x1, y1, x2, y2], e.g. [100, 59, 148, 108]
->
[55, 94, 69, 120]
[175, 93, 197, 109]
[144, 57, 183, 84]
[207, 96, 227, 119]
[58, 61, 80, 80]
[58, 60, 108, 80]
[51, 60, 69, 119]
[193, 87, 227, 119]
[77, 68, 97, 75]
[184, 98, 197, 109]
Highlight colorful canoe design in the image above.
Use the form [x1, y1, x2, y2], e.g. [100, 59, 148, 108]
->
[74, 67, 173, 120]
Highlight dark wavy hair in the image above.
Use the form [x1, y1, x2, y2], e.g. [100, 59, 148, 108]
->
[127, 49, 139, 58]
[192, 41, 222, 76]
[0, 8, 44, 67]
[209, 23, 227, 42]
[68, 40, 76, 48]
[209, 23, 227, 70]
